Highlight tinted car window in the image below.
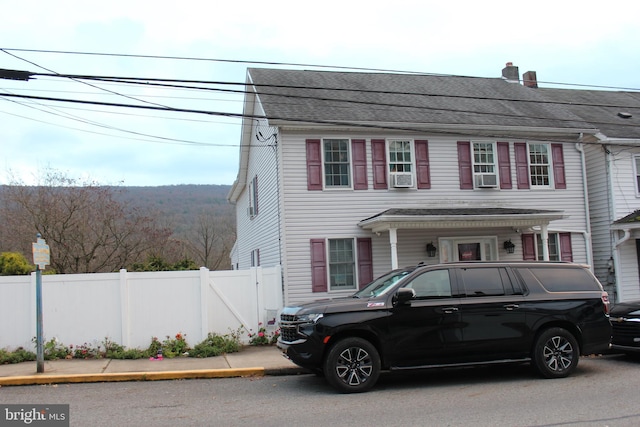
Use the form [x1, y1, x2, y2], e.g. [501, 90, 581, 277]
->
[404, 269, 452, 298]
[518, 266, 601, 292]
[459, 267, 509, 297]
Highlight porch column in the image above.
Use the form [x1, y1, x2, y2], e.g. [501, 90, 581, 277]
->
[541, 225, 550, 261]
[389, 228, 398, 269]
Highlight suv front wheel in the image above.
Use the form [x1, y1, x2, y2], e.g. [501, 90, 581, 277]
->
[323, 337, 381, 393]
[532, 327, 579, 378]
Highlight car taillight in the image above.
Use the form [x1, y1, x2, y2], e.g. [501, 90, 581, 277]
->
[601, 292, 610, 315]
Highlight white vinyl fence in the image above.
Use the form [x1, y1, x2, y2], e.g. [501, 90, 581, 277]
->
[0, 266, 283, 351]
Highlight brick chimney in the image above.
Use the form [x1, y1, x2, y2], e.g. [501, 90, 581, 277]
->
[523, 71, 538, 88]
[501, 62, 520, 82]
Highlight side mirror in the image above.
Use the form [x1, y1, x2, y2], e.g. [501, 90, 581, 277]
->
[393, 287, 416, 306]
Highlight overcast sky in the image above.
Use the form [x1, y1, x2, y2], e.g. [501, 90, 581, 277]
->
[1, 0, 639, 186]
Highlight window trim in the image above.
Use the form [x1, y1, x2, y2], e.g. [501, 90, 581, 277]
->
[248, 175, 258, 218]
[387, 138, 417, 189]
[634, 155, 640, 195]
[327, 238, 357, 291]
[528, 142, 554, 188]
[472, 141, 499, 189]
[322, 138, 353, 189]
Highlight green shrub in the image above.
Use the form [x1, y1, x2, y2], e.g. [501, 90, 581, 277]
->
[190, 331, 241, 358]
[0, 347, 36, 364]
[0, 252, 33, 275]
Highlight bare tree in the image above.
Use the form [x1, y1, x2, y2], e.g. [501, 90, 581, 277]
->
[0, 169, 172, 273]
[186, 210, 235, 270]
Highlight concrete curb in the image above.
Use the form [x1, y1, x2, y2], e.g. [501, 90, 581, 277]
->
[0, 367, 266, 387]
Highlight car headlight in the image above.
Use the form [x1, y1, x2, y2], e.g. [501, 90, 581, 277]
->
[297, 313, 323, 324]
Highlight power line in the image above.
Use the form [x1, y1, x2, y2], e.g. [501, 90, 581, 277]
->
[14, 74, 636, 131]
[2, 47, 639, 92]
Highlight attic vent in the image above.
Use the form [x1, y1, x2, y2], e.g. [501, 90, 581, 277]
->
[618, 112, 632, 119]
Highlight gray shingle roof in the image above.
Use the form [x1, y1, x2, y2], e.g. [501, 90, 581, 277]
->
[248, 68, 593, 131]
[538, 88, 640, 139]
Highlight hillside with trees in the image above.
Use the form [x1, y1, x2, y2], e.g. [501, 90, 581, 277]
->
[0, 172, 235, 274]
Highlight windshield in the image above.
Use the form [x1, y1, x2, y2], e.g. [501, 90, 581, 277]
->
[353, 268, 413, 298]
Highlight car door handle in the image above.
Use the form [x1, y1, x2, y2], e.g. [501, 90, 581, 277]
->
[442, 307, 459, 314]
[504, 304, 519, 311]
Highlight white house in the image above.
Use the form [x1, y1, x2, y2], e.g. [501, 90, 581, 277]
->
[538, 86, 640, 302]
[228, 64, 600, 305]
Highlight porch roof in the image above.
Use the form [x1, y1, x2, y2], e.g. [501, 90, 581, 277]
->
[612, 209, 640, 230]
[358, 208, 566, 234]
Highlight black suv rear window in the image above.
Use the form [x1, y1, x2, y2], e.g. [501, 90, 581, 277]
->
[517, 266, 601, 292]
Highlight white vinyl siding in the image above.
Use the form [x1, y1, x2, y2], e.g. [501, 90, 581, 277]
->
[276, 132, 590, 304]
[233, 113, 282, 270]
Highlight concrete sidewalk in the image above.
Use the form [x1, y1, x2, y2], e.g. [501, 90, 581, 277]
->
[0, 346, 307, 386]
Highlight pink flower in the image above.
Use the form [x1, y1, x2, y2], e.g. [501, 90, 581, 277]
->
[258, 332, 265, 337]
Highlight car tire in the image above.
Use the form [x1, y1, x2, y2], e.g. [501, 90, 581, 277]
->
[532, 327, 579, 378]
[323, 337, 381, 393]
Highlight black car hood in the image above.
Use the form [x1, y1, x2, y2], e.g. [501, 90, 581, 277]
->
[281, 296, 388, 316]
[611, 301, 640, 317]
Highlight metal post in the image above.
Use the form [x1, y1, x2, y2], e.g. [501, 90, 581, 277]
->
[36, 264, 43, 373]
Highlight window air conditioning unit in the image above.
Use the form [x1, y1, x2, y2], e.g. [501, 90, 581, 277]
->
[392, 173, 414, 188]
[475, 174, 498, 188]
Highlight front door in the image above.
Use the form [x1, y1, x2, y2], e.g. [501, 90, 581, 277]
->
[439, 237, 498, 262]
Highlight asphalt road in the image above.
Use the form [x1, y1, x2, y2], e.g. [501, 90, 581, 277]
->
[1, 354, 639, 427]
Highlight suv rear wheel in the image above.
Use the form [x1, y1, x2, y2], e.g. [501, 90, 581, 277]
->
[532, 327, 579, 378]
[323, 337, 380, 393]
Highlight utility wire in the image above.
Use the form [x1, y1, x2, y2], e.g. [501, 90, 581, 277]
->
[6, 75, 637, 131]
[11, 70, 640, 108]
[3, 47, 639, 92]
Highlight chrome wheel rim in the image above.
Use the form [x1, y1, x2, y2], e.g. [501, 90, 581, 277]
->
[335, 346, 373, 386]
[542, 335, 574, 372]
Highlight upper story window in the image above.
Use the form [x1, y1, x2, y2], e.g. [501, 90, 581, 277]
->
[323, 139, 351, 187]
[473, 142, 498, 188]
[248, 175, 258, 218]
[634, 155, 640, 194]
[388, 139, 415, 188]
[528, 143, 552, 187]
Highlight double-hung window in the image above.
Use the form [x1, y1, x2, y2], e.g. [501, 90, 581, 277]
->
[529, 143, 552, 187]
[634, 155, 640, 194]
[248, 175, 258, 217]
[388, 140, 415, 187]
[536, 233, 560, 261]
[473, 142, 498, 188]
[328, 238, 356, 290]
[323, 139, 351, 187]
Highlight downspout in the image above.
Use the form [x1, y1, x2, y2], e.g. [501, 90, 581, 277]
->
[575, 142, 594, 269]
[613, 229, 632, 302]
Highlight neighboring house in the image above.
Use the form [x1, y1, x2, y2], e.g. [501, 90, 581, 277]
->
[228, 64, 600, 305]
[538, 86, 640, 302]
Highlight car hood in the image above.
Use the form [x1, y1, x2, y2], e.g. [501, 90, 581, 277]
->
[610, 301, 640, 317]
[281, 296, 388, 316]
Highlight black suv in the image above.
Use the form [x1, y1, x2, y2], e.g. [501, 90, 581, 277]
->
[277, 262, 611, 393]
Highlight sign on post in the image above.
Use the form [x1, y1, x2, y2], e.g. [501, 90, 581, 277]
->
[32, 237, 50, 269]
[32, 234, 49, 373]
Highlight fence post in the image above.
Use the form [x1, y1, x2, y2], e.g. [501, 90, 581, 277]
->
[119, 269, 130, 348]
[199, 267, 209, 343]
